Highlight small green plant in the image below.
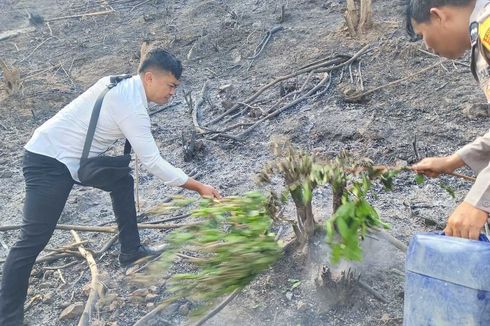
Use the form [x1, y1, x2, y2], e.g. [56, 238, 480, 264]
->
[325, 172, 390, 263]
[259, 142, 400, 263]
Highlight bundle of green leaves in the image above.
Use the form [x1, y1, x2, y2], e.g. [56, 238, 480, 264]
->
[139, 192, 282, 312]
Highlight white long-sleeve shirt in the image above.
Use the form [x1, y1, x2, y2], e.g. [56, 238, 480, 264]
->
[25, 75, 189, 186]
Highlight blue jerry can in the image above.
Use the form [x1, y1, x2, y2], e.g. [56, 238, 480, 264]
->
[404, 233, 490, 326]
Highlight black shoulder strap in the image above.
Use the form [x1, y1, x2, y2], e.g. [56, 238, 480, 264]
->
[471, 44, 480, 82]
[470, 21, 480, 82]
[81, 74, 132, 160]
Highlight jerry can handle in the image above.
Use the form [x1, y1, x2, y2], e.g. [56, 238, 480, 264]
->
[436, 230, 490, 242]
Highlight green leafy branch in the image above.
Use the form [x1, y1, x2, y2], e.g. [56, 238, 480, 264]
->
[325, 173, 391, 263]
[136, 192, 282, 314]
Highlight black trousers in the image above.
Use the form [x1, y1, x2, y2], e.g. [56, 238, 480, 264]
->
[0, 151, 140, 325]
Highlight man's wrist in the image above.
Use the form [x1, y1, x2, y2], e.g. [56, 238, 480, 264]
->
[446, 154, 465, 172]
[181, 178, 203, 192]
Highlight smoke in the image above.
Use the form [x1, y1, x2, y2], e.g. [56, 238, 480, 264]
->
[303, 233, 403, 310]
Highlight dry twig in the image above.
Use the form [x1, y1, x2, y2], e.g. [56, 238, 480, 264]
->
[207, 44, 370, 127]
[192, 81, 211, 133]
[135, 155, 141, 214]
[94, 233, 119, 256]
[344, 61, 442, 102]
[146, 213, 192, 224]
[247, 26, 283, 60]
[375, 229, 407, 252]
[71, 231, 104, 326]
[45, 9, 114, 22]
[0, 121, 8, 130]
[22, 64, 62, 82]
[34, 233, 118, 266]
[35, 253, 79, 265]
[347, 164, 476, 182]
[43, 261, 79, 271]
[133, 303, 166, 326]
[236, 72, 331, 139]
[0, 27, 35, 41]
[149, 101, 182, 117]
[18, 37, 54, 63]
[0, 222, 200, 233]
[130, 0, 152, 12]
[358, 279, 387, 303]
[417, 48, 470, 67]
[192, 288, 242, 326]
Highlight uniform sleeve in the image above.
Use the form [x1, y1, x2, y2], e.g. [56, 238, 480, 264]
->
[456, 130, 490, 212]
[464, 164, 490, 212]
[455, 130, 490, 174]
[112, 100, 188, 187]
[458, 14, 490, 212]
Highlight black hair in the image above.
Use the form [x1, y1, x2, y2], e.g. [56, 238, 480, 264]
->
[406, 0, 473, 41]
[138, 48, 183, 79]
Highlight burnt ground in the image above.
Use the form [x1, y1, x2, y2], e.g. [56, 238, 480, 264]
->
[0, 0, 488, 325]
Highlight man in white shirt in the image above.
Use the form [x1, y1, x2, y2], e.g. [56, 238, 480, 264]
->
[0, 48, 221, 325]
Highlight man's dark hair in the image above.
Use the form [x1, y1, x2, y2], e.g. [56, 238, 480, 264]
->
[406, 0, 473, 41]
[138, 48, 183, 79]
[407, 0, 473, 23]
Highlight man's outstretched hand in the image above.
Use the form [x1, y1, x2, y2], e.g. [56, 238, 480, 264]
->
[196, 183, 221, 200]
[182, 178, 222, 200]
[412, 154, 465, 178]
